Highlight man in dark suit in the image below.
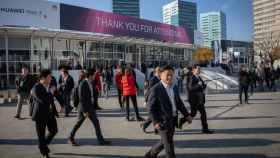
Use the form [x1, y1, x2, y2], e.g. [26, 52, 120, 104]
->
[14, 66, 36, 119]
[141, 66, 161, 133]
[58, 67, 74, 117]
[145, 65, 192, 158]
[31, 69, 58, 158]
[185, 65, 213, 134]
[68, 69, 111, 146]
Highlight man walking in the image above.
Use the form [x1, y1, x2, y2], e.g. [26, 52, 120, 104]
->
[68, 69, 111, 146]
[31, 69, 58, 158]
[185, 65, 213, 134]
[14, 66, 36, 119]
[58, 67, 74, 117]
[141, 66, 161, 133]
[239, 65, 250, 104]
[145, 65, 192, 158]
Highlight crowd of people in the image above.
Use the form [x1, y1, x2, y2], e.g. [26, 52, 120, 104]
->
[238, 63, 280, 105]
[11, 61, 280, 158]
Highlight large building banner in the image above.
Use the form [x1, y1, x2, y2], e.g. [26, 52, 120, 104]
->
[60, 4, 190, 43]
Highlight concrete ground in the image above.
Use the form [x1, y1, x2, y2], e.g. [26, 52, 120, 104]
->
[0, 91, 280, 158]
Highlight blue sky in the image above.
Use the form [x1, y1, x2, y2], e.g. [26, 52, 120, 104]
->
[48, 0, 253, 42]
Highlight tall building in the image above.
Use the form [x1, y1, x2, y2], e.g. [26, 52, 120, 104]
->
[163, 0, 197, 43]
[112, 0, 140, 18]
[253, 0, 280, 51]
[200, 11, 227, 48]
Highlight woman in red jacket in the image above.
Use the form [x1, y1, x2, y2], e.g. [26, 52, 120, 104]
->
[121, 67, 144, 121]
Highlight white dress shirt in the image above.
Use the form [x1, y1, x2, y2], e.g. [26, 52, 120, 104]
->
[161, 80, 177, 116]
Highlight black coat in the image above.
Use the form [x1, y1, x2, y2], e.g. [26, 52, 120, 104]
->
[144, 76, 160, 101]
[78, 80, 95, 113]
[31, 83, 58, 122]
[16, 74, 36, 95]
[59, 75, 74, 94]
[188, 75, 206, 106]
[147, 82, 190, 127]
[239, 70, 250, 86]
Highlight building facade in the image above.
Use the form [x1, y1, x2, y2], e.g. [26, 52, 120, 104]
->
[253, 0, 280, 53]
[112, 0, 140, 18]
[211, 40, 253, 67]
[163, 0, 197, 43]
[200, 11, 227, 48]
[0, 0, 194, 89]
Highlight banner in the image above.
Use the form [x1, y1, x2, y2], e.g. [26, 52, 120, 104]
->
[60, 4, 190, 43]
[0, 0, 60, 29]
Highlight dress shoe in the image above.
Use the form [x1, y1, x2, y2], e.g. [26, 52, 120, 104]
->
[178, 117, 187, 129]
[202, 129, 214, 134]
[140, 123, 147, 133]
[95, 106, 103, 110]
[68, 138, 79, 146]
[136, 116, 145, 122]
[98, 140, 111, 145]
[14, 115, 20, 119]
[145, 152, 156, 158]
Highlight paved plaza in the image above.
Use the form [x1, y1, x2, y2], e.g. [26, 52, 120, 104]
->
[0, 92, 280, 158]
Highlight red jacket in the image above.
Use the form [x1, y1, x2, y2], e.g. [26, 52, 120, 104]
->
[115, 72, 123, 90]
[94, 72, 102, 92]
[121, 74, 137, 96]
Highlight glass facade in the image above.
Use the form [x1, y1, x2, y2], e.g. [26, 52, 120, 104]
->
[163, 0, 197, 43]
[200, 11, 227, 48]
[0, 32, 193, 89]
[112, 0, 140, 18]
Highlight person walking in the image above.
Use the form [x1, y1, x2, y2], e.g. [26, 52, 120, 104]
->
[145, 65, 192, 158]
[115, 66, 124, 109]
[141, 66, 161, 133]
[31, 69, 58, 158]
[239, 65, 250, 104]
[121, 67, 144, 121]
[14, 66, 36, 119]
[68, 69, 111, 146]
[58, 67, 74, 117]
[92, 68, 103, 110]
[184, 65, 214, 134]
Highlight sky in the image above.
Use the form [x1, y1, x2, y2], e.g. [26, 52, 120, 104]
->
[48, 0, 253, 42]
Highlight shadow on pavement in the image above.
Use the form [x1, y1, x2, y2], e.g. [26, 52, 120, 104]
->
[53, 153, 277, 158]
[0, 137, 278, 148]
[176, 127, 280, 135]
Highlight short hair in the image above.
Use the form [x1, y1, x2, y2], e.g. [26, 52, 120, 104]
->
[161, 65, 174, 72]
[39, 69, 51, 79]
[63, 70, 69, 75]
[21, 65, 28, 69]
[85, 69, 95, 78]
[58, 65, 68, 71]
[154, 66, 162, 73]
[192, 64, 200, 70]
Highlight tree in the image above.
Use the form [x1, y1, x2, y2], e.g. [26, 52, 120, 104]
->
[194, 47, 214, 64]
[255, 32, 280, 67]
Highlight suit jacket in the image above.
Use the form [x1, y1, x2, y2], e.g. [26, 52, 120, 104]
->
[16, 74, 36, 95]
[31, 83, 58, 122]
[59, 75, 74, 95]
[147, 82, 190, 128]
[144, 76, 160, 102]
[78, 80, 95, 113]
[187, 75, 206, 106]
